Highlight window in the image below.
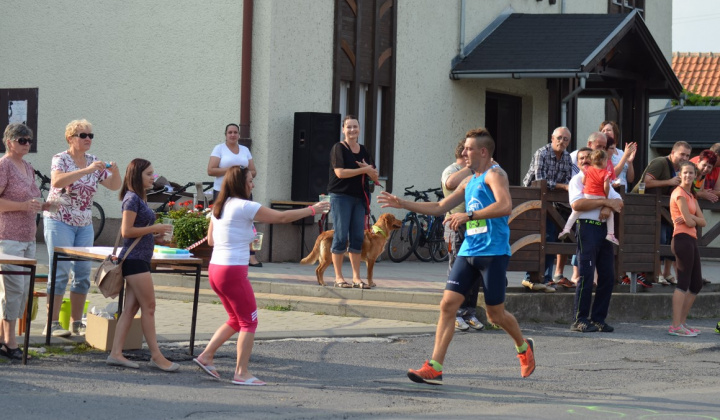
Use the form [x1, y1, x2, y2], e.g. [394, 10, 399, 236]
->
[332, 0, 396, 190]
[609, 0, 645, 17]
[0, 88, 39, 153]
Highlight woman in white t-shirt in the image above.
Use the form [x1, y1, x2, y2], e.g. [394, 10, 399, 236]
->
[192, 166, 328, 385]
[207, 123, 261, 265]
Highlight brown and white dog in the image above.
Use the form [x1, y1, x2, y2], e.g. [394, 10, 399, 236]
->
[300, 213, 402, 288]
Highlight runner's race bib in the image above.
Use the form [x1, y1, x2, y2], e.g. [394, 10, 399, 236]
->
[466, 219, 487, 235]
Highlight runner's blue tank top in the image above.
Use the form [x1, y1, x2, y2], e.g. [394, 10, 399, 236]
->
[458, 165, 511, 257]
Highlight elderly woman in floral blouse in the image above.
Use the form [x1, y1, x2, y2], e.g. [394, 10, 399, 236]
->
[43, 119, 121, 337]
[0, 123, 51, 360]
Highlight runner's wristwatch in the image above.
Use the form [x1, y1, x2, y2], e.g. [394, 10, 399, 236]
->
[467, 210, 474, 220]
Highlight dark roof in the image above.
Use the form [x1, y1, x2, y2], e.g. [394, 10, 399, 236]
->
[451, 11, 682, 98]
[650, 107, 720, 149]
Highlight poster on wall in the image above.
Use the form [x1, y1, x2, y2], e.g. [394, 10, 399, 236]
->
[8, 100, 28, 124]
[1, 88, 38, 153]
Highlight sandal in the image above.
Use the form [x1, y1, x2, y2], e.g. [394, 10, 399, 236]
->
[352, 281, 370, 289]
[1, 344, 28, 360]
[334, 281, 351, 288]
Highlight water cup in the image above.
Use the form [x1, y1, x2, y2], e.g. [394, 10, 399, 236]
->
[251, 232, 264, 251]
[319, 194, 331, 213]
[638, 182, 646, 194]
[162, 218, 174, 242]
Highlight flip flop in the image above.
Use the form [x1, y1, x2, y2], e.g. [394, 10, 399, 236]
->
[231, 376, 266, 386]
[334, 281, 351, 288]
[193, 358, 220, 380]
[352, 281, 370, 289]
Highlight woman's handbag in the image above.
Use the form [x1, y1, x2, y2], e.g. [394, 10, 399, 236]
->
[93, 229, 143, 299]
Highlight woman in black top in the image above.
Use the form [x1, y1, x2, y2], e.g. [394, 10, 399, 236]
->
[327, 115, 379, 289]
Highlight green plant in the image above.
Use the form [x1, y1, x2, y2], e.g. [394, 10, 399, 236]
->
[157, 200, 211, 248]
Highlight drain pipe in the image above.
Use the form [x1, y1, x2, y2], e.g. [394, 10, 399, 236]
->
[561, 76, 586, 127]
[459, 0, 466, 59]
[239, 0, 254, 148]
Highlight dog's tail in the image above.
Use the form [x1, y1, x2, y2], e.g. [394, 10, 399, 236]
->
[299, 238, 322, 265]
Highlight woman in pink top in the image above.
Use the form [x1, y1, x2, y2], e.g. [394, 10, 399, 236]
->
[668, 161, 706, 337]
[0, 123, 51, 360]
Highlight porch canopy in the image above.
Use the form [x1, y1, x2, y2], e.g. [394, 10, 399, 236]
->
[651, 107, 720, 150]
[450, 10, 683, 170]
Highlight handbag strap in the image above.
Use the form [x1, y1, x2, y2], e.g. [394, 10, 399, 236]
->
[112, 223, 150, 263]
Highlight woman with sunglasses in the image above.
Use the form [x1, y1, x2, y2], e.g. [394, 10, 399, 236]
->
[43, 119, 121, 338]
[0, 123, 51, 360]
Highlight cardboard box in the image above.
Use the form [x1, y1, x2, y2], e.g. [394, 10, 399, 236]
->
[85, 313, 143, 351]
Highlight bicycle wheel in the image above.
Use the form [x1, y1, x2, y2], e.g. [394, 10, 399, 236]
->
[430, 221, 449, 262]
[413, 215, 432, 262]
[387, 214, 420, 263]
[92, 202, 106, 241]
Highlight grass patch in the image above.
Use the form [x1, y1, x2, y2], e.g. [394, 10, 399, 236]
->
[211, 300, 221, 305]
[265, 304, 293, 312]
[314, 311, 327, 316]
[28, 342, 97, 359]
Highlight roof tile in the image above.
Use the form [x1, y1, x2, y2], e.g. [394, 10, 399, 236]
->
[672, 52, 720, 97]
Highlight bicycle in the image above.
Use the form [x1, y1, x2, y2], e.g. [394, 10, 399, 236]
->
[35, 170, 106, 240]
[412, 188, 448, 263]
[386, 186, 448, 263]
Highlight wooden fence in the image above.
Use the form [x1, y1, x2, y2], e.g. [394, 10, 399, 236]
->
[509, 180, 720, 288]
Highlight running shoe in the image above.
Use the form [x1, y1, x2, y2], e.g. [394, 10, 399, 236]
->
[592, 320, 614, 332]
[619, 275, 631, 285]
[657, 276, 670, 286]
[455, 316, 470, 331]
[407, 360, 443, 385]
[668, 325, 697, 337]
[715, 321, 720, 334]
[682, 324, 700, 335]
[570, 320, 598, 333]
[465, 315, 485, 331]
[485, 323, 502, 330]
[517, 338, 535, 378]
[637, 276, 653, 288]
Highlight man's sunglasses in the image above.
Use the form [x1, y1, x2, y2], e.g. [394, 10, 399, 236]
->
[73, 133, 95, 139]
[13, 138, 33, 145]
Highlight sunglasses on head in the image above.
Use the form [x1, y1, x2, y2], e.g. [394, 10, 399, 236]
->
[13, 138, 33, 145]
[73, 133, 94, 139]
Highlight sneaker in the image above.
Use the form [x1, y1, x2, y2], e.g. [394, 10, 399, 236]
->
[715, 321, 720, 334]
[465, 315, 485, 331]
[407, 360, 443, 385]
[521, 279, 546, 291]
[605, 234, 619, 245]
[71, 321, 86, 336]
[637, 277, 653, 288]
[592, 321, 614, 332]
[485, 323, 502, 330]
[543, 284, 556, 293]
[619, 275, 630, 285]
[558, 229, 572, 241]
[455, 316, 469, 332]
[668, 325, 697, 337]
[657, 276, 670, 286]
[570, 320, 598, 333]
[682, 324, 700, 335]
[517, 338, 535, 378]
[43, 321, 71, 338]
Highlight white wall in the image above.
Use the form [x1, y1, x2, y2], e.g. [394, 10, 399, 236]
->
[1, 0, 244, 217]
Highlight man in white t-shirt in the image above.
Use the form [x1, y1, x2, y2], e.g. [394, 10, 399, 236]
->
[569, 146, 623, 333]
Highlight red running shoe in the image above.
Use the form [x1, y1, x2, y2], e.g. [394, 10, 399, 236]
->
[517, 338, 535, 378]
[407, 360, 443, 385]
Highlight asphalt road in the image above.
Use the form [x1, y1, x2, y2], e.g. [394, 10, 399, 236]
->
[2, 320, 720, 420]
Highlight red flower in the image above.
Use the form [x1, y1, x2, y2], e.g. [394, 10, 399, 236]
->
[195, 204, 204, 210]
[168, 201, 176, 206]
